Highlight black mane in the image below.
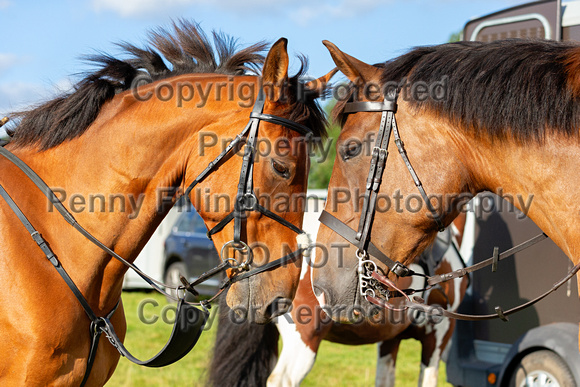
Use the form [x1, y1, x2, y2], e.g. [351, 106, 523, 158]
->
[9, 20, 327, 150]
[378, 39, 580, 142]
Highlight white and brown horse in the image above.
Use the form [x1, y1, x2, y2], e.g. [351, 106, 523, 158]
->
[268, 214, 469, 387]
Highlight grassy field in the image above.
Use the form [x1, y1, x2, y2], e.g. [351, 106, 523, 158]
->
[107, 292, 451, 386]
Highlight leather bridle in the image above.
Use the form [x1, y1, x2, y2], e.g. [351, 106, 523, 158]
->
[181, 89, 314, 288]
[0, 89, 315, 385]
[319, 92, 580, 321]
[319, 94, 443, 302]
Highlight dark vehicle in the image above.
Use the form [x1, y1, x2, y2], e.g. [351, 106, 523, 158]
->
[163, 208, 221, 299]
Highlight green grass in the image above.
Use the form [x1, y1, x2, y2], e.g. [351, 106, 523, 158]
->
[107, 292, 451, 386]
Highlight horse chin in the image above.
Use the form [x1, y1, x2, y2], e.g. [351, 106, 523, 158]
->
[226, 278, 293, 324]
[312, 280, 368, 324]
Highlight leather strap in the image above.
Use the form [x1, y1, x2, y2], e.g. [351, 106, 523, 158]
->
[319, 210, 412, 277]
[0, 184, 98, 322]
[427, 232, 548, 286]
[391, 118, 445, 231]
[0, 146, 175, 297]
[99, 298, 208, 366]
[0, 184, 119, 385]
[410, 259, 580, 321]
[250, 112, 312, 136]
[344, 101, 397, 113]
[356, 108, 393, 253]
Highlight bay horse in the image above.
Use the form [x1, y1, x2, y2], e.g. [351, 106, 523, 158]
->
[312, 39, 580, 351]
[0, 21, 329, 386]
[268, 214, 469, 387]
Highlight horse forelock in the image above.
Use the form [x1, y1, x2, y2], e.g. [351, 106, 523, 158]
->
[377, 39, 580, 144]
[285, 58, 328, 140]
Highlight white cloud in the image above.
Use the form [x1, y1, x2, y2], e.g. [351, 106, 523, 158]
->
[92, 0, 204, 18]
[0, 53, 19, 76]
[0, 82, 45, 114]
[290, 0, 393, 26]
[0, 1, 11, 9]
[91, 0, 315, 19]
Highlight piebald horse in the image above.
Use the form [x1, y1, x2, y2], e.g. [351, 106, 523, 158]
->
[0, 21, 329, 386]
[312, 38, 580, 356]
[268, 214, 469, 387]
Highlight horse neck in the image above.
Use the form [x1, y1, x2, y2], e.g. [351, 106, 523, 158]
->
[10, 74, 256, 311]
[462, 131, 580, 261]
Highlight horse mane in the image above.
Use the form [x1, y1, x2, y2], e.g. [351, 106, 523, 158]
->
[9, 20, 327, 150]
[337, 39, 580, 143]
[207, 295, 279, 386]
[385, 39, 580, 142]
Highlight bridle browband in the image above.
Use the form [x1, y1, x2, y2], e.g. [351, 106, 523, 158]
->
[319, 93, 580, 322]
[0, 89, 316, 385]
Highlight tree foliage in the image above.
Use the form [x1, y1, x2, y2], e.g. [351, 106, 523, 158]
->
[308, 101, 340, 189]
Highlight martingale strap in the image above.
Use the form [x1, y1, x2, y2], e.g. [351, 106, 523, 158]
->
[0, 184, 207, 385]
[0, 145, 178, 299]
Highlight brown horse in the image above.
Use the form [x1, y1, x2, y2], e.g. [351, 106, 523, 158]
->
[312, 39, 580, 349]
[0, 21, 329, 385]
[268, 215, 469, 387]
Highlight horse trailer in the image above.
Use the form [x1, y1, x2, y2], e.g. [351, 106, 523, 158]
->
[446, 2, 580, 386]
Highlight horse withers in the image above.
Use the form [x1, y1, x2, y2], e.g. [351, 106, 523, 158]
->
[0, 21, 329, 386]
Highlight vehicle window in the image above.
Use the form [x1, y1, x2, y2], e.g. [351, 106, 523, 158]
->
[175, 210, 207, 234]
[175, 212, 194, 233]
[193, 217, 207, 234]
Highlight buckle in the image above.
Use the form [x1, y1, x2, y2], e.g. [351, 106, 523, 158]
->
[220, 240, 252, 269]
[373, 146, 387, 157]
[237, 193, 257, 211]
[391, 262, 411, 277]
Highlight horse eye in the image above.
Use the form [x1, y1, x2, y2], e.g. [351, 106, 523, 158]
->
[271, 159, 290, 178]
[341, 141, 362, 161]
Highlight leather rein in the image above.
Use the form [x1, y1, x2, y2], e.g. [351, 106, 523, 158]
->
[0, 90, 315, 385]
[319, 94, 580, 322]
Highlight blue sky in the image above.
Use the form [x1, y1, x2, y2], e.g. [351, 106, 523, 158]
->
[0, 0, 526, 136]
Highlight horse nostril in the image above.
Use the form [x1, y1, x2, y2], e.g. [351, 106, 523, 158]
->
[265, 297, 292, 319]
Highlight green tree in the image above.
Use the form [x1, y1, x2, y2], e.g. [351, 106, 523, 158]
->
[308, 101, 340, 189]
[449, 30, 462, 42]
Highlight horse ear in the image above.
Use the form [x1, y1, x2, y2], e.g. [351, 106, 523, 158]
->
[322, 40, 381, 85]
[304, 68, 338, 96]
[262, 38, 289, 102]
